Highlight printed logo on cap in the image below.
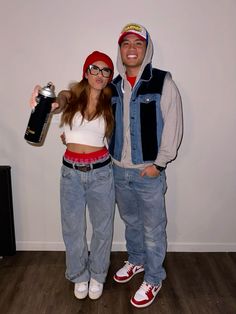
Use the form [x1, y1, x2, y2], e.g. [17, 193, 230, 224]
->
[122, 23, 143, 33]
[120, 23, 147, 42]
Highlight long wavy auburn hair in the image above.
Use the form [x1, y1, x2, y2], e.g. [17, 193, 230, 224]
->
[60, 79, 114, 139]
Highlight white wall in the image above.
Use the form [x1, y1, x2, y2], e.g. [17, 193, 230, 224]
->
[0, 0, 236, 252]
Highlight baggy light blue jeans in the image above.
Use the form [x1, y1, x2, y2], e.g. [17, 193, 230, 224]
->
[113, 164, 167, 285]
[60, 158, 115, 284]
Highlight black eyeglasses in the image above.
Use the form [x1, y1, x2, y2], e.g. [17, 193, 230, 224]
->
[88, 64, 112, 78]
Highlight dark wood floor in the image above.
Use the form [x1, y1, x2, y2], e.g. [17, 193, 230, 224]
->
[0, 251, 236, 314]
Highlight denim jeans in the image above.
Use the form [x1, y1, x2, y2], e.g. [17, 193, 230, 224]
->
[60, 159, 115, 284]
[113, 164, 167, 285]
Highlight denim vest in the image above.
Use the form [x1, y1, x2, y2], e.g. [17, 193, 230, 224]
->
[109, 65, 167, 164]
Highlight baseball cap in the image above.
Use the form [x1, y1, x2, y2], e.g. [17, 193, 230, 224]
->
[118, 23, 148, 45]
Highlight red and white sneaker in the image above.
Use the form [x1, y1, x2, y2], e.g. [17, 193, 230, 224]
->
[113, 261, 144, 283]
[130, 281, 162, 308]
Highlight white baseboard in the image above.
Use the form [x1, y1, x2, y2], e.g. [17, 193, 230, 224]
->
[15, 241, 126, 251]
[167, 242, 236, 252]
[16, 241, 236, 252]
[16, 241, 66, 251]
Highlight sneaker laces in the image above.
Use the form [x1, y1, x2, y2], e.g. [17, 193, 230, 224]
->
[140, 281, 153, 294]
[90, 278, 102, 289]
[124, 261, 134, 271]
[75, 282, 88, 292]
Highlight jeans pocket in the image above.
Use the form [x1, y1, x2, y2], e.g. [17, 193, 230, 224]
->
[94, 164, 113, 182]
[61, 165, 74, 178]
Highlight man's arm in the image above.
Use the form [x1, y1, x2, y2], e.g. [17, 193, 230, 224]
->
[154, 72, 183, 168]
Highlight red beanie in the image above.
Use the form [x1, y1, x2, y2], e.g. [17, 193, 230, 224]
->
[82, 51, 114, 82]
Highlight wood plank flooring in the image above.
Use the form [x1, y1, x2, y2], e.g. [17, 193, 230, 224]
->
[0, 251, 236, 314]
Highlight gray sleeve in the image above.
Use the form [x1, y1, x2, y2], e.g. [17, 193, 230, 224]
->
[154, 72, 183, 168]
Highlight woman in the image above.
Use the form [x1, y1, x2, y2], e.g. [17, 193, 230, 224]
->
[30, 51, 115, 300]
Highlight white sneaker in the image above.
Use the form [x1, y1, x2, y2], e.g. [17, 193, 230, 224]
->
[89, 278, 103, 300]
[74, 281, 88, 299]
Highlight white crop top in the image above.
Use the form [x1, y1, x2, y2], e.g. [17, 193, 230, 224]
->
[64, 113, 106, 147]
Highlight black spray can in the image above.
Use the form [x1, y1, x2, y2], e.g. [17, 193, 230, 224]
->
[24, 82, 56, 144]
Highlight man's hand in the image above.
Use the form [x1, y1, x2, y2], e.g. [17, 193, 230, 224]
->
[140, 165, 160, 177]
[60, 132, 66, 145]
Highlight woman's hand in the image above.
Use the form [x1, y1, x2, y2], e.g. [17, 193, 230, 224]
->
[29, 85, 59, 112]
[51, 101, 60, 112]
[29, 85, 41, 109]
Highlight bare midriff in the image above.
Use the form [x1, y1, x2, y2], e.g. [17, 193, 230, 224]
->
[66, 143, 105, 154]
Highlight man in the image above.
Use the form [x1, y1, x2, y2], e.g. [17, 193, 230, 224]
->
[109, 23, 183, 308]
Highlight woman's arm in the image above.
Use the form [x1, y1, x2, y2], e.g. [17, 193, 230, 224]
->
[53, 90, 71, 114]
[29, 86, 71, 113]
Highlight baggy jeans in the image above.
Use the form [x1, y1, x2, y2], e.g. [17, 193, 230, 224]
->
[113, 164, 167, 285]
[60, 161, 115, 284]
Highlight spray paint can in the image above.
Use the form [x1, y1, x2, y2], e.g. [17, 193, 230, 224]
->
[24, 82, 56, 144]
